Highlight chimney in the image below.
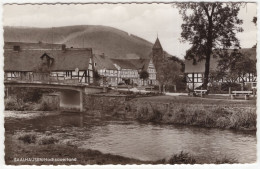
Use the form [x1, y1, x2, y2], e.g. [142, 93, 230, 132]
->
[13, 45, 20, 52]
[61, 44, 66, 51]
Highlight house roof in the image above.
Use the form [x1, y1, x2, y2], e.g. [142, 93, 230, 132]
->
[4, 47, 92, 72]
[93, 54, 117, 70]
[184, 48, 256, 73]
[4, 41, 64, 50]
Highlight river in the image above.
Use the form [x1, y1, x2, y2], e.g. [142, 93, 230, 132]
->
[5, 112, 256, 163]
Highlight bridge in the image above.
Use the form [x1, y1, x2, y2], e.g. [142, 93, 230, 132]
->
[4, 81, 104, 112]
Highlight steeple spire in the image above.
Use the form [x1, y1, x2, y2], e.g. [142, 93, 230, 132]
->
[152, 36, 162, 50]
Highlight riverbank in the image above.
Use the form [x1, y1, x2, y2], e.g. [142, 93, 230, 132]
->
[5, 131, 239, 165]
[5, 133, 146, 165]
[121, 96, 257, 131]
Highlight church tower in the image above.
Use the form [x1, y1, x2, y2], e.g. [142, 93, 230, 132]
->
[152, 37, 164, 71]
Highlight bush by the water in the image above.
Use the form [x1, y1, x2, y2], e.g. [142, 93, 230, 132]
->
[155, 151, 238, 164]
[17, 132, 37, 144]
[215, 156, 238, 164]
[135, 102, 256, 130]
[10, 88, 54, 103]
[16, 132, 59, 145]
[4, 97, 23, 111]
[136, 103, 162, 122]
[156, 151, 196, 164]
[168, 151, 196, 164]
[5, 88, 56, 111]
[5, 96, 54, 111]
[36, 101, 53, 111]
[38, 136, 59, 145]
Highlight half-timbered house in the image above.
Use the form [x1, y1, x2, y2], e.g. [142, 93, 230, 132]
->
[185, 48, 257, 90]
[93, 54, 119, 86]
[4, 42, 94, 84]
[111, 58, 157, 86]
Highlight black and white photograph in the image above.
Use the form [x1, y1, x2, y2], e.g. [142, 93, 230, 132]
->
[1, 0, 258, 166]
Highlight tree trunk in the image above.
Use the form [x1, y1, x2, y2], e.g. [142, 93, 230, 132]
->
[203, 54, 211, 89]
[202, 14, 213, 89]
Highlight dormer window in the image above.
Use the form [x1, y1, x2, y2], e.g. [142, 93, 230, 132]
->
[13, 45, 20, 52]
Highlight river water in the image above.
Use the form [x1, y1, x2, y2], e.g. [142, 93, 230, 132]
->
[5, 112, 256, 163]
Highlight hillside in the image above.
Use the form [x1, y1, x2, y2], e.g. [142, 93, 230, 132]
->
[4, 25, 154, 59]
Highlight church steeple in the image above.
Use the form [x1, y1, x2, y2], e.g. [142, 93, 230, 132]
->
[152, 36, 164, 71]
[152, 37, 163, 50]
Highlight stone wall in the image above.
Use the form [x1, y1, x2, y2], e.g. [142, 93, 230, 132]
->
[82, 94, 171, 119]
[83, 94, 128, 116]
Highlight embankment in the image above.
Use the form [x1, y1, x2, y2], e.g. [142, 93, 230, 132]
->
[84, 95, 256, 131]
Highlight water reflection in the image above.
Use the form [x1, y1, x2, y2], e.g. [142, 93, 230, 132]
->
[5, 112, 256, 163]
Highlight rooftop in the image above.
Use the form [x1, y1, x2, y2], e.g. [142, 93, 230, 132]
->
[4, 42, 92, 72]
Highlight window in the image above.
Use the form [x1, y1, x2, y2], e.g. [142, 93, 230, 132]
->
[190, 73, 203, 83]
[13, 46, 20, 51]
[65, 71, 71, 77]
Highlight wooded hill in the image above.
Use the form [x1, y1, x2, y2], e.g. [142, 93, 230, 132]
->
[4, 25, 173, 60]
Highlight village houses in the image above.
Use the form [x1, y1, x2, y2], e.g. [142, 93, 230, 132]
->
[93, 38, 166, 87]
[4, 37, 180, 89]
[4, 42, 94, 84]
[185, 48, 257, 90]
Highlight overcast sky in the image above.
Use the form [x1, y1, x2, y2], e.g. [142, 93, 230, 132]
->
[3, 3, 257, 59]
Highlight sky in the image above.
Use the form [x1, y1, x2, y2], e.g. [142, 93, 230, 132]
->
[3, 3, 257, 59]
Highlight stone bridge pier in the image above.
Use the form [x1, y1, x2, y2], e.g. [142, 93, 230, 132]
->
[59, 87, 104, 112]
[59, 90, 83, 112]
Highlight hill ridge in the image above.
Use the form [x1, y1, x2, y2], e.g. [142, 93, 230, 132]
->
[4, 25, 181, 62]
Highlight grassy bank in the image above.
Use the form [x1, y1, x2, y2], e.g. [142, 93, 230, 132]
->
[135, 95, 256, 106]
[5, 96, 55, 111]
[5, 133, 146, 165]
[5, 132, 238, 165]
[126, 96, 257, 131]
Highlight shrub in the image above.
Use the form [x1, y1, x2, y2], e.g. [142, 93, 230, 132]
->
[229, 108, 256, 130]
[17, 132, 37, 144]
[221, 82, 241, 91]
[4, 97, 24, 111]
[37, 101, 51, 111]
[38, 136, 59, 145]
[149, 107, 162, 122]
[215, 156, 238, 164]
[136, 106, 149, 121]
[216, 117, 230, 128]
[168, 151, 196, 164]
[208, 83, 227, 94]
[9, 88, 55, 103]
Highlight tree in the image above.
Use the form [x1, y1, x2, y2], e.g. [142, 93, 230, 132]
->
[139, 70, 149, 86]
[175, 2, 243, 88]
[214, 50, 256, 87]
[158, 61, 181, 87]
